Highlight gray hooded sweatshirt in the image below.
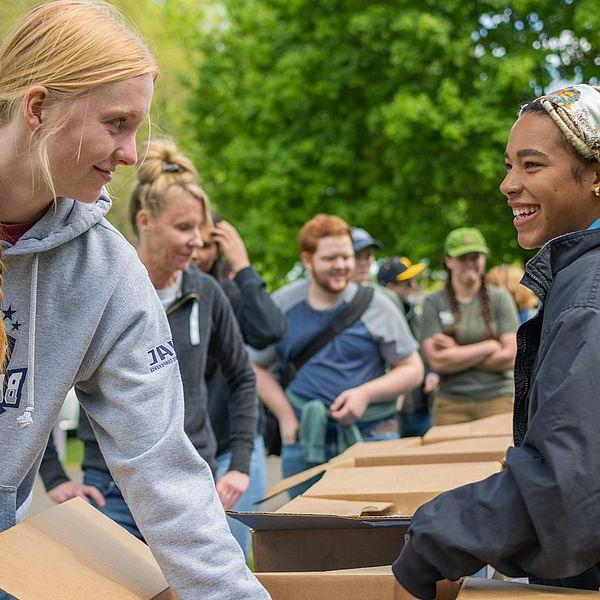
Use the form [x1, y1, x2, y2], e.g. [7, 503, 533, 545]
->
[0, 195, 269, 599]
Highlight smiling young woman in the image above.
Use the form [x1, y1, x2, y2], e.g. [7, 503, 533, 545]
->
[393, 85, 600, 600]
[0, 2, 268, 599]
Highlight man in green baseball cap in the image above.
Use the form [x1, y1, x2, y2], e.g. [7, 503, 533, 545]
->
[444, 227, 489, 257]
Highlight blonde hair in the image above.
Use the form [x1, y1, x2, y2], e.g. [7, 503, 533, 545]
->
[0, 0, 158, 196]
[487, 264, 538, 311]
[130, 139, 212, 233]
[0, 0, 158, 369]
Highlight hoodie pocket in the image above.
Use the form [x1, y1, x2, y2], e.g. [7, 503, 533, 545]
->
[0, 485, 17, 532]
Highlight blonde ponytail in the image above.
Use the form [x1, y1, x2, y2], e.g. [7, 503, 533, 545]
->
[130, 139, 212, 233]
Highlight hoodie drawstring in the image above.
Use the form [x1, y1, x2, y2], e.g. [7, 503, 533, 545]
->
[189, 299, 200, 346]
[17, 254, 37, 428]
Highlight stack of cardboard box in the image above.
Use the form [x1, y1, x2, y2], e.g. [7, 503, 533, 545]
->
[3, 412, 594, 598]
[234, 412, 519, 598]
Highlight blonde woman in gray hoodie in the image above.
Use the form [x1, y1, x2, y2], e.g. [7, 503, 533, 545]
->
[0, 2, 269, 598]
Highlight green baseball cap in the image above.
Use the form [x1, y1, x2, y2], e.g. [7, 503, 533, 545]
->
[444, 227, 489, 257]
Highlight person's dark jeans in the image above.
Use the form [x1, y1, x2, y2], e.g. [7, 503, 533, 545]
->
[83, 468, 145, 541]
[398, 411, 431, 438]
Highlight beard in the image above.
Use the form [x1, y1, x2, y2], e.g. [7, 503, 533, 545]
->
[312, 267, 351, 294]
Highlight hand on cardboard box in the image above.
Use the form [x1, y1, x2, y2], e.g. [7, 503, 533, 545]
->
[330, 387, 369, 425]
[48, 481, 106, 507]
[216, 470, 250, 510]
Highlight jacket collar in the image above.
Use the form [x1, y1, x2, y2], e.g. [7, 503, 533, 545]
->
[523, 228, 600, 303]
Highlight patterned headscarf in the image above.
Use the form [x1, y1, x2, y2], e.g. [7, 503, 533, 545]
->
[521, 84, 600, 161]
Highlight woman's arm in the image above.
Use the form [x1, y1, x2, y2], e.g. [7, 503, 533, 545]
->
[478, 332, 517, 372]
[422, 334, 501, 374]
[77, 266, 269, 599]
[253, 363, 299, 443]
[207, 283, 258, 508]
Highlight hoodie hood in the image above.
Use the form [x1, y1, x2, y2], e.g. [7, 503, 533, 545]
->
[2, 193, 111, 256]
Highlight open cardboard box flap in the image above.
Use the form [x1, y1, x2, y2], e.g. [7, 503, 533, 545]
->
[260, 436, 422, 503]
[275, 496, 396, 516]
[423, 413, 513, 445]
[457, 577, 600, 598]
[303, 461, 502, 517]
[0, 498, 174, 600]
[229, 509, 410, 531]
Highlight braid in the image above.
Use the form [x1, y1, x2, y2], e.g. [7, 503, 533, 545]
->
[444, 267, 461, 338]
[0, 251, 7, 371]
[479, 275, 497, 340]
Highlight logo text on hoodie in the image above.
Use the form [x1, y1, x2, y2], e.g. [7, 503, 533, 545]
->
[0, 333, 27, 415]
[148, 340, 177, 373]
[0, 368, 27, 414]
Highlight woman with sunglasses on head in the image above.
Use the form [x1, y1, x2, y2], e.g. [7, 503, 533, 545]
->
[394, 85, 600, 598]
[0, 2, 268, 597]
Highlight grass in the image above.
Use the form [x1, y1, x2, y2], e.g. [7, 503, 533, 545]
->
[65, 437, 83, 467]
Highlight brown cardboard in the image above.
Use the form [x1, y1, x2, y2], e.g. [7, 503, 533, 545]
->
[457, 577, 600, 597]
[350, 436, 512, 467]
[276, 495, 395, 516]
[423, 412, 513, 445]
[261, 437, 422, 502]
[304, 461, 502, 517]
[231, 511, 410, 572]
[0, 498, 173, 600]
[257, 566, 395, 600]
[257, 567, 460, 600]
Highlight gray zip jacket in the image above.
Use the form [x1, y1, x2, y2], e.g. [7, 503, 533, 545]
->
[0, 195, 269, 599]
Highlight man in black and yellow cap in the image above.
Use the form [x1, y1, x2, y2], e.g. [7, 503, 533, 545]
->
[377, 256, 438, 438]
[377, 256, 428, 318]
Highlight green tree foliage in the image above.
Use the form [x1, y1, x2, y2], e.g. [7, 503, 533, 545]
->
[187, 0, 600, 283]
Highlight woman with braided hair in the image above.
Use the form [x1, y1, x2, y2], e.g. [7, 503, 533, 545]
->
[419, 227, 519, 426]
[0, 2, 268, 598]
[394, 85, 600, 599]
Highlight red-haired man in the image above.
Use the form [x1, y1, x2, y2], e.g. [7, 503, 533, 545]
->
[250, 214, 424, 495]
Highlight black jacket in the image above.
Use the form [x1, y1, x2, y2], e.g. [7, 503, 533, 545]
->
[40, 267, 256, 487]
[393, 228, 600, 598]
[207, 265, 286, 472]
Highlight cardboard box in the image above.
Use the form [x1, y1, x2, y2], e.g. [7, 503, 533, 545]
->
[423, 412, 513, 445]
[231, 462, 501, 572]
[262, 437, 508, 501]
[261, 436, 422, 502]
[0, 498, 174, 600]
[302, 461, 502, 517]
[276, 495, 396, 517]
[232, 510, 411, 572]
[256, 566, 461, 600]
[257, 566, 395, 600]
[457, 577, 600, 597]
[347, 436, 512, 467]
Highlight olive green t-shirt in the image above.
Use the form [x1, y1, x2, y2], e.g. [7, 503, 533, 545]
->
[421, 285, 519, 401]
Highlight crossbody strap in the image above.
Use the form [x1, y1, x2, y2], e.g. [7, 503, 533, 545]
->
[290, 285, 375, 375]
